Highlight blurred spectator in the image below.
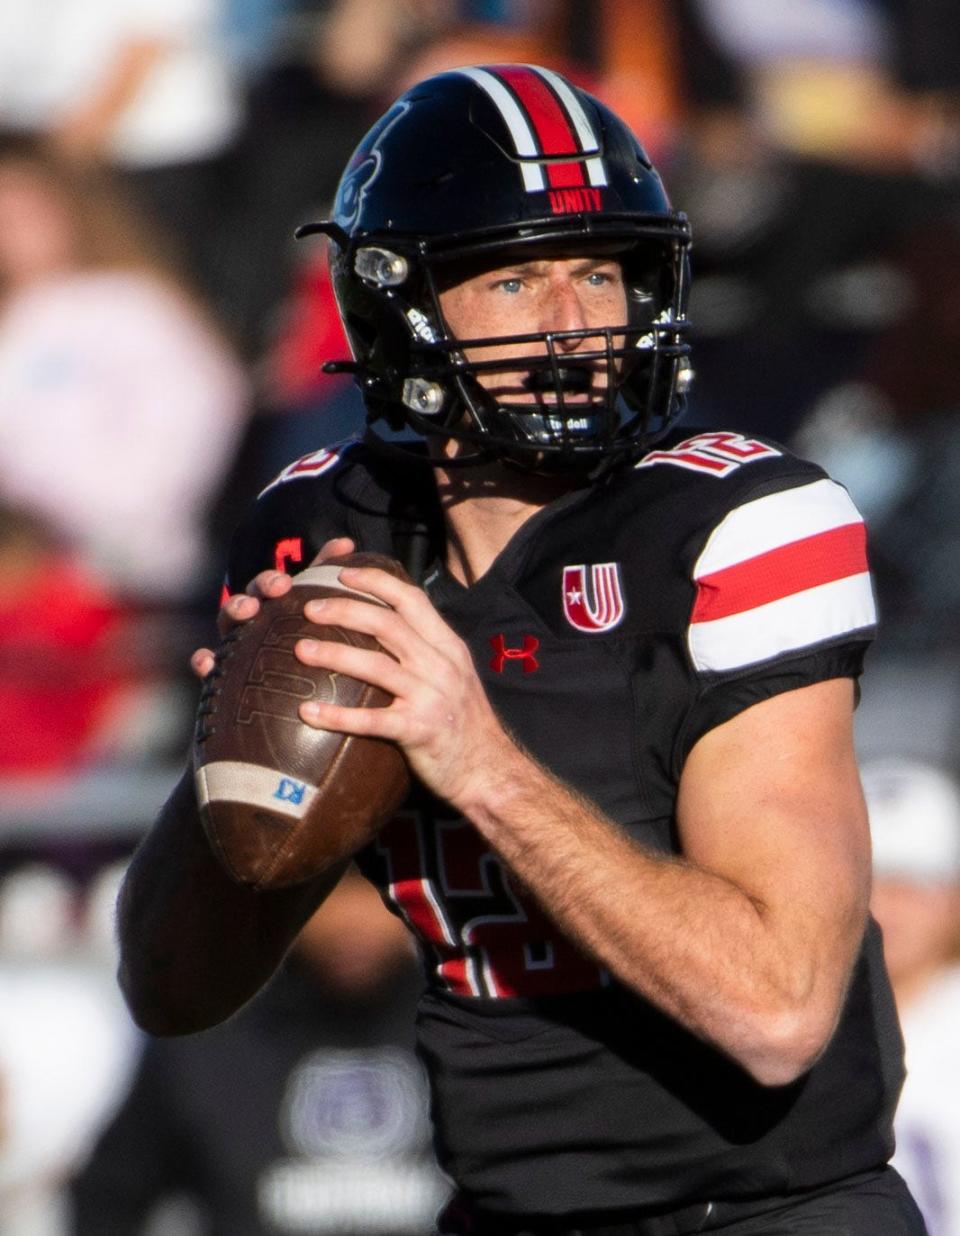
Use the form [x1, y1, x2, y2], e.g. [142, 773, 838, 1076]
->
[248, 238, 368, 484]
[0, 504, 138, 774]
[70, 869, 450, 1235]
[393, 0, 555, 91]
[0, 0, 242, 305]
[864, 757, 960, 1236]
[315, 0, 458, 99]
[667, 0, 960, 440]
[0, 137, 249, 604]
[0, 865, 138, 1236]
[691, 0, 960, 171]
[792, 219, 960, 652]
[394, 1, 745, 165]
[216, 0, 455, 357]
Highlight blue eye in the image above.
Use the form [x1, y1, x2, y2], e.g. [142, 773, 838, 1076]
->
[497, 278, 522, 294]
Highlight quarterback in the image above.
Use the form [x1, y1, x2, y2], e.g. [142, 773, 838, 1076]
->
[118, 66, 925, 1235]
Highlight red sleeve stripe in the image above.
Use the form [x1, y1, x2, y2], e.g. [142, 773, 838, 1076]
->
[691, 522, 868, 623]
[687, 478, 876, 672]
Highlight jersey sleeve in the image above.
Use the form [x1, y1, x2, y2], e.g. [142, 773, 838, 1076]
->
[677, 475, 877, 761]
[221, 446, 357, 596]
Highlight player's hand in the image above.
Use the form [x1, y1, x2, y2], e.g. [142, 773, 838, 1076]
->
[294, 562, 512, 809]
[189, 537, 357, 679]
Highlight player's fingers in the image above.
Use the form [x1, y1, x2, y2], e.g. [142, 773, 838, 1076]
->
[301, 594, 448, 670]
[215, 569, 292, 636]
[309, 536, 356, 565]
[246, 569, 293, 600]
[299, 696, 402, 741]
[190, 647, 216, 679]
[306, 569, 460, 657]
[337, 566, 455, 647]
[295, 640, 409, 700]
[216, 591, 261, 637]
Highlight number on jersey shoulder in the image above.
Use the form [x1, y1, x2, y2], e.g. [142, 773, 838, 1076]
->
[637, 432, 781, 478]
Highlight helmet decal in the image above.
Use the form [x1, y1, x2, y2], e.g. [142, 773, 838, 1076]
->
[457, 65, 608, 195]
[335, 101, 410, 229]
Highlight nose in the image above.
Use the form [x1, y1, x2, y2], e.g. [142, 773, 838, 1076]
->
[541, 277, 588, 350]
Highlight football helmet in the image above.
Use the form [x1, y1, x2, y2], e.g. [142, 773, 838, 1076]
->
[298, 64, 693, 470]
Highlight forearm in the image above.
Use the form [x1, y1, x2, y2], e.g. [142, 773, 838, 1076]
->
[288, 570, 868, 1084]
[456, 742, 856, 1084]
[117, 770, 342, 1035]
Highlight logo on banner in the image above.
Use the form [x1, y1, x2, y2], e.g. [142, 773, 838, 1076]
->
[562, 563, 625, 633]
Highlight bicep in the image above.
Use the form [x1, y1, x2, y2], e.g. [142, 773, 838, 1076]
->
[677, 678, 871, 965]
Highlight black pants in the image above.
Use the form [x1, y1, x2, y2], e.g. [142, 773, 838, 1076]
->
[439, 1166, 927, 1236]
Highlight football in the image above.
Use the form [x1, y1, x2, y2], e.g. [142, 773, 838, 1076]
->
[193, 553, 411, 889]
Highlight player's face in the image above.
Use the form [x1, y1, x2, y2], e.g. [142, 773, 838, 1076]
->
[438, 255, 627, 408]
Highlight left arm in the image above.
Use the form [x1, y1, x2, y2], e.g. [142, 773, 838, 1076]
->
[295, 567, 871, 1086]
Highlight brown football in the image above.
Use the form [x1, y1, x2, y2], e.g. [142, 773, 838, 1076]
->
[193, 553, 411, 889]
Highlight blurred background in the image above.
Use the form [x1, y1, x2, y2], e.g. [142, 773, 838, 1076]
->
[2, 0, 960, 1232]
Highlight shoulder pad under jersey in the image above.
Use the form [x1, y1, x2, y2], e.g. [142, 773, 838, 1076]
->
[223, 437, 439, 593]
[627, 428, 876, 675]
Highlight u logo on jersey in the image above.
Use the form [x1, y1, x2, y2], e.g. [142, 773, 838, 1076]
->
[562, 563, 625, 633]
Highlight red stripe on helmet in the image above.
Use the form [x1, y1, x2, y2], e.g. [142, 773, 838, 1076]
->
[490, 65, 583, 159]
[546, 161, 587, 188]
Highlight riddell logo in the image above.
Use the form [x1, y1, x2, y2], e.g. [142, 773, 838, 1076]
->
[490, 634, 540, 674]
[548, 187, 603, 215]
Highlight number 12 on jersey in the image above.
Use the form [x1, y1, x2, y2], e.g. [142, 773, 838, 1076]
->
[372, 812, 605, 998]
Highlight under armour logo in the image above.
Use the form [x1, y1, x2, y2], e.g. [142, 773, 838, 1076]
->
[274, 777, 307, 804]
[490, 634, 540, 674]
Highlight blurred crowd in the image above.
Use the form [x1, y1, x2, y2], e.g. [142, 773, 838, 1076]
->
[2, 0, 960, 1232]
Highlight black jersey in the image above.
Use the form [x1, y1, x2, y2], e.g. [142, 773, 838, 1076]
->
[224, 429, 903, 1221]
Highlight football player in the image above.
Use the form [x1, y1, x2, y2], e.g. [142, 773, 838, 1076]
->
[118, 66, 925, 1235]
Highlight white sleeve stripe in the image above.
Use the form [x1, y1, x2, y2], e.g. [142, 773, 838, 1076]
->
[693, 479, 864, 578]
[688, 573, 877, 673]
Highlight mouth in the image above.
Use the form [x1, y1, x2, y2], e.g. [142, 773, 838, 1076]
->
[484, 363, 606, 408]
[523, 365, 594, 397]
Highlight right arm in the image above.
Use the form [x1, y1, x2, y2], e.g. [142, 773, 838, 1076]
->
[117, 770, 346, 1036]
[118, 539, 357, 1036]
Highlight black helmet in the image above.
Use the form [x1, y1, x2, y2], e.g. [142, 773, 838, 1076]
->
[299, 64, 693, 471]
